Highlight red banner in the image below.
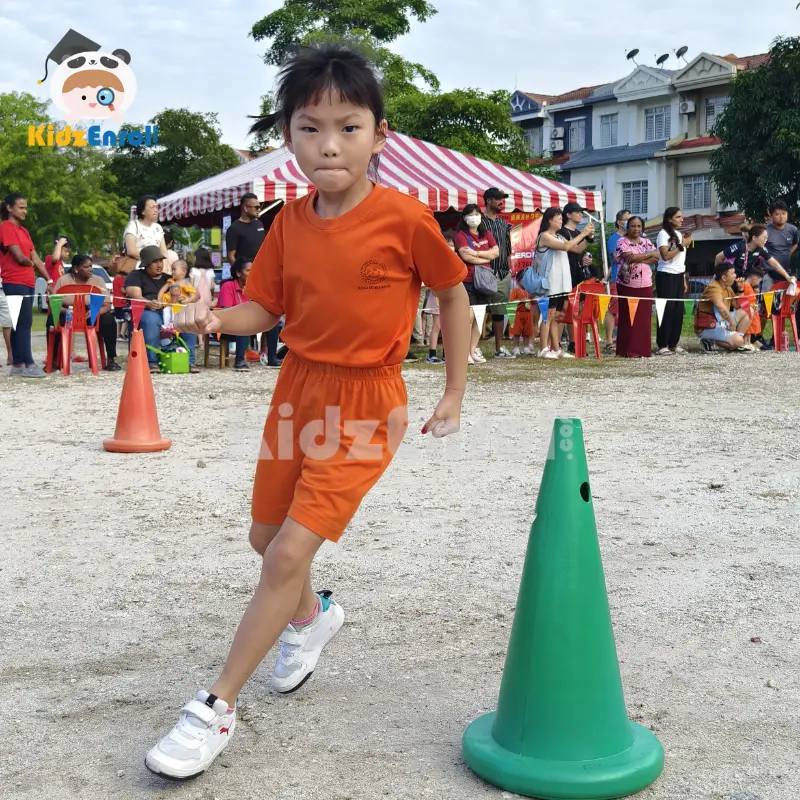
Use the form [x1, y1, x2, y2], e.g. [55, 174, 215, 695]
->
[502, 211, 543, 276]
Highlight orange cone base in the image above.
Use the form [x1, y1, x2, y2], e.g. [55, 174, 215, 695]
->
[463, 713, 664, 800]
[103, 437, 171, 453]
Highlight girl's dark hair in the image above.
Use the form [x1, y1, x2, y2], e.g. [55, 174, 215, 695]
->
[136, 195, 157, 219]
[747, 224, 767, 242]
[662, 207, 684, 251]
[457, 204, 487, 237]
[626, 216, 645, 233]
[71, 253, 91, 270]
[231, 261, 252, 282]
[540, 207, 563, 234]
[164, 230, 174, 246]
[249, 42, 385, 180]
[193, 247, 214, 270]
[1, 192, 25, 221]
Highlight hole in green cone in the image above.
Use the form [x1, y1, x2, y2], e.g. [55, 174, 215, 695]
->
[580, 482, 590, 502]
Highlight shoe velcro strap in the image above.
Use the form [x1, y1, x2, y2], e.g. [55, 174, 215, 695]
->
[183, 699, 218, 723]
[280, 630, 306, 646]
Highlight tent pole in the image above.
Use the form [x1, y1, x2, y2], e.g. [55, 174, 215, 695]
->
[598, 202, 609, 284]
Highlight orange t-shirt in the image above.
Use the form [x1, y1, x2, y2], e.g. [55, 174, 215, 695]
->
[510, 287, 532, 314]
[245, 184, 467, 367]
[741, 282, 761, 334]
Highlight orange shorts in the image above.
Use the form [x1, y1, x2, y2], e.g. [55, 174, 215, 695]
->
[252, 352, 408, 541]
[510, 311, 534, 337]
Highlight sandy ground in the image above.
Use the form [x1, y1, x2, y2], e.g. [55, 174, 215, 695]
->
[1, 331, 798, 800]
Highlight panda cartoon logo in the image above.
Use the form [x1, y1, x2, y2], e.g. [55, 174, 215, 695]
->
[38, 29, 137, 124]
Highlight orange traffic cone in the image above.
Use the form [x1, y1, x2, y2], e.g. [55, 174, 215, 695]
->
[103, 329, 171, 453]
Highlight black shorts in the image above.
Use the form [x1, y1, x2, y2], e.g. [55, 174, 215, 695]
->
[464, 282, 485, 306]
[114, 307, 130, 322]
[550, 295, 567, 312]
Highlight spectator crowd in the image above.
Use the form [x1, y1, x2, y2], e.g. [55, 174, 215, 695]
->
[1, 188, 797, 378]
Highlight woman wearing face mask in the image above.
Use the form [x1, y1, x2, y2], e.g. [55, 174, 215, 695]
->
[454, 204, 498, 364]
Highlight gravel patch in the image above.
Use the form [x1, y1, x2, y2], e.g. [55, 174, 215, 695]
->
[1, 335, 798, 799]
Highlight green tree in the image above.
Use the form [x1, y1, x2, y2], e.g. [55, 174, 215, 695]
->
[249, 1, 545, 174]
[710, 37, 800, 222]
[0, 91, 127, 253]
[252, 0, 437, 67]
[107, 108, 241, 204]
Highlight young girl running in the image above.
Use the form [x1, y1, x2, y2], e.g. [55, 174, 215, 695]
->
[145, 42, 471, 780]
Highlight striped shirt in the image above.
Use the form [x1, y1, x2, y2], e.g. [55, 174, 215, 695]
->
[482, 214, 512, 279]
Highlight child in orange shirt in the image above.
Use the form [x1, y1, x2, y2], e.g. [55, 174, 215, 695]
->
[741, 264, 764, 349]
[509, 285, 536, 355]
[145, 42, 471, 780]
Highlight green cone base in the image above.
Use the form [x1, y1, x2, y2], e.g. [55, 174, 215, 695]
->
[463, 712, 664, 800]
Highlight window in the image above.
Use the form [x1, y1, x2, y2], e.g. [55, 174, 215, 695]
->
[682, 174, 713, 210]
[645, 106, 671, 141]
[622, 180, 648, 215]
[579, 185, 597, 191]
[568, 118, 586, 152]
[705, 97, 728, 132]
[600, 113, 618, 147]
[522, 126, 544, 156]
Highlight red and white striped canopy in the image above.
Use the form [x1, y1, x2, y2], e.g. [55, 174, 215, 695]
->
[159, 131, 602, 222]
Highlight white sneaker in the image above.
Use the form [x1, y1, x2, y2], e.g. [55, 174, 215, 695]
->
[273, 591, 344, 693]
[557, 350, 575, 359]
[512, 347, 521, 357]
[467, 354, 475, 365]
[145, 691, 236, 780]
[656, 348, 674, 356]
[472, 348, 487, 363]
[523, 345, 536, 356]
[537, 347, 551, 359]
[494, 346, 515, 359]
[544, 349, 560, 359]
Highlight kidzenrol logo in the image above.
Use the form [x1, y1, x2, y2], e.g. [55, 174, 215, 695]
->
[30, 27, 156, 148]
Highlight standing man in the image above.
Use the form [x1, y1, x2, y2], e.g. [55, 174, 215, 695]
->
[604, 209, 631, 350]
[482, 188, 515, 359]
[765, 201, 798, 291]
[225, 192, 281, 366]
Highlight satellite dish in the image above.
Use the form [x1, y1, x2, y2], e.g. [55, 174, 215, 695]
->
[675, 45, 689, 65]
[626, 48, 640, 66]
[656, 53, 670, 69]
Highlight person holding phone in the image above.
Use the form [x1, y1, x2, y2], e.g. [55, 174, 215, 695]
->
[655, 207, 691, 356]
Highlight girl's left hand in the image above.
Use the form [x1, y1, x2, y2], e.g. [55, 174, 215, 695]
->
[422, 392, 462, 438]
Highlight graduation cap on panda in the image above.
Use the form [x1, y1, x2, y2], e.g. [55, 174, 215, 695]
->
[38, 29, 102, 84]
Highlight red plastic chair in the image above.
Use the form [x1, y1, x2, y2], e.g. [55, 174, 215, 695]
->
[768, 281, 800, 352]
[571, 279, 605, 359]
[46, 287, 107, 376]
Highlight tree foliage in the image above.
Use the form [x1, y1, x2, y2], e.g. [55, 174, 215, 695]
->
[710, 37, 800, 222]
[0, 91, 127, 253]
[252, 0, 437, 66]
[106, 108, 241, 205]
[249, 0, 545, 175]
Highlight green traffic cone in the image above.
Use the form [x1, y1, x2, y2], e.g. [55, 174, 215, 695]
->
[462, 418, 663, 800]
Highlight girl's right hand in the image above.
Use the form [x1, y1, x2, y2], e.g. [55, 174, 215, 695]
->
[174, 301, 222, 335]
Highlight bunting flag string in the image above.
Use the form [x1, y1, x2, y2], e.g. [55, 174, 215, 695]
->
[48, 295, 64, 324]
[89, 294, 105, 326]
[655, 298, 667, 325]
[6, 295, 23, 331]
[764, 292, 774, 317]
[537, 297, 550, 318]
[597, 295, 611, 320]
[472, 304, 487, 334]
[505, 302, 516, 326]
[130, 299, 145, 328]
[626, 298, 640, 326]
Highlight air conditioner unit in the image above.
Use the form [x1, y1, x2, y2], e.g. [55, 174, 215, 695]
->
[679, 100, 696, 115]
[550, 140, 565, 152]
[550, 127, 565, 139]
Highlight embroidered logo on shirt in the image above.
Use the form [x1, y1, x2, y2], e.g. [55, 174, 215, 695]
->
[359, 259, 390, 290]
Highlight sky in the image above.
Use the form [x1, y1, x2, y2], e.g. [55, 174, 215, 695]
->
[1, 0, 797, 149]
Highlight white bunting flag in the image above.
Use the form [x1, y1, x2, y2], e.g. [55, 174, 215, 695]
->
[6, 295, 23, 330]
[655, 298, 667, 326]
[472, 304, 487, 334]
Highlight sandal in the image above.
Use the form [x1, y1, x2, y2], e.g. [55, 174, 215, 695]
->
[189, 365, 200, 374]
[149, 365, 161, 374]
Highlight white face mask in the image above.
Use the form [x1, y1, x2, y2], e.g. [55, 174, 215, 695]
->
[464, 215, 482, 228]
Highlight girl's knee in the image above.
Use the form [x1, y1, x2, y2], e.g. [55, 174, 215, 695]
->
[249, 521, 281, 555]
[262, 521, 325, 582]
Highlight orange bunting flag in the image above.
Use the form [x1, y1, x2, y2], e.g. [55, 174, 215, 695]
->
[764, 292, 774, 317]
[626, 298, 640, 326]
[216, 331, 221, 341]
[598, 294, 611, 320]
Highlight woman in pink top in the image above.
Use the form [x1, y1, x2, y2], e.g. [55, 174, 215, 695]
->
[217, 261, 250, 371]
[615, 216, 659, 358]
